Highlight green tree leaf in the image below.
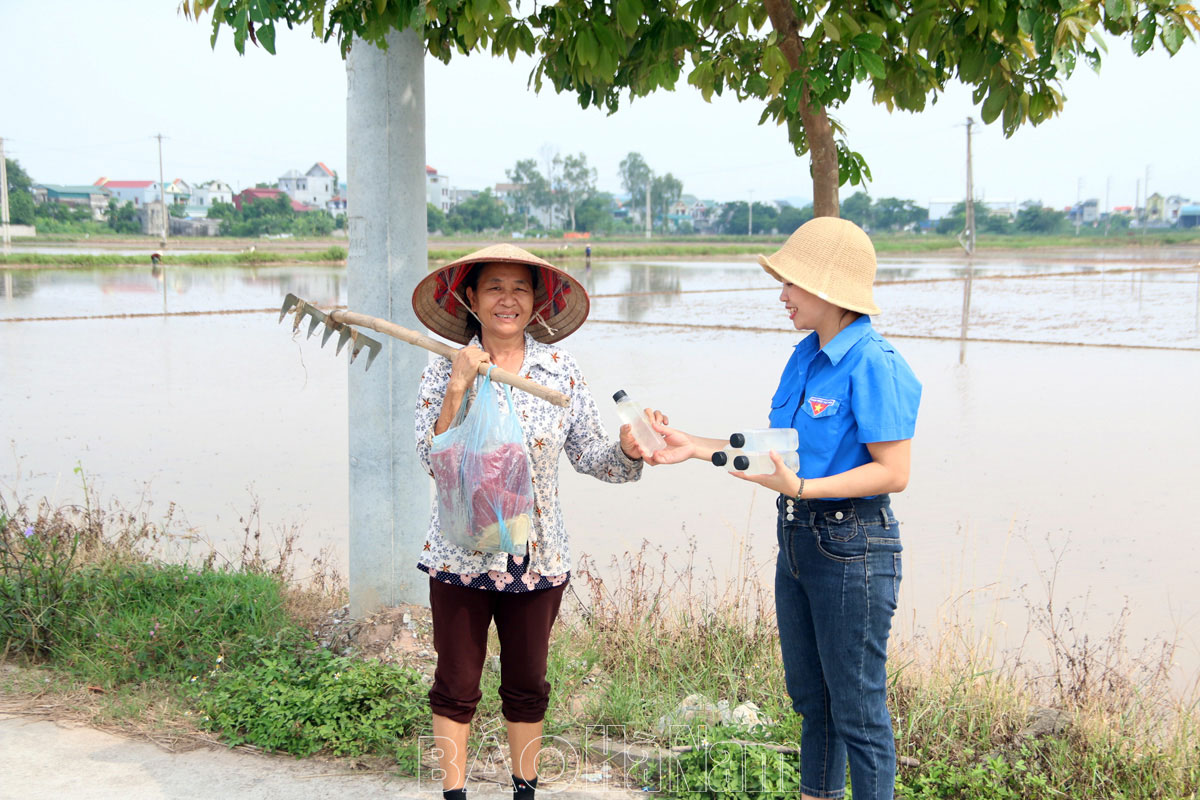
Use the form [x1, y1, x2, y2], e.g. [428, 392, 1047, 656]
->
[858, 50, 886, 79]
[257, 21, 276, 54]
[980, 84, 1008, 124]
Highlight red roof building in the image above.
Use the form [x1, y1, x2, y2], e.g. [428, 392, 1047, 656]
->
[234, 187, 312, 213]
[94, 178, 155, 189]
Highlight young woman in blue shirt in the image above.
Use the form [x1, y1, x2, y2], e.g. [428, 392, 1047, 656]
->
[645, 217, 921, 800]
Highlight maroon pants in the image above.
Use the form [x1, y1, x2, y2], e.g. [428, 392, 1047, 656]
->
[428, 578, 567, 724]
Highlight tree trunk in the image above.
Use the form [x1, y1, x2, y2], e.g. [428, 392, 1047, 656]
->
[763, 0, 840, 218]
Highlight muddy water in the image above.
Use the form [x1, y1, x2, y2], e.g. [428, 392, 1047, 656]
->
[3, 254, 1199, 688]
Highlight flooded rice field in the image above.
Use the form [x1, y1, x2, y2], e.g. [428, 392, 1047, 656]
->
[3, 250, 1199, 689]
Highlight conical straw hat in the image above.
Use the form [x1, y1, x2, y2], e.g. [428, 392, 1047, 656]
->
[757, 217, 881, 315]
[411, 243, 590, 345]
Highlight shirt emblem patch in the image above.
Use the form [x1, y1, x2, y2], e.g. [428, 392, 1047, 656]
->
[808, 397, 838, 417]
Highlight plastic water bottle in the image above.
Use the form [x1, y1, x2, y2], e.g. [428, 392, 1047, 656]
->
[612, 390, 667, 454]
[730, 450, 800, 474]
[729, 428, 799, 452]
[710, 447, 743, 469]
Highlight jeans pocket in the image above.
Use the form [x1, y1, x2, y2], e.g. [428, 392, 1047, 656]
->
[823, 509, 860, 542]
[814, 522, 867, 562]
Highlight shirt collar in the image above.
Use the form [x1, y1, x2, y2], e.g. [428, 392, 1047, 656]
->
[791, 316, 873, 365]
[467, 332, 565, 374]
[522, 333, 566, 374]
[821, 315, 873, 365]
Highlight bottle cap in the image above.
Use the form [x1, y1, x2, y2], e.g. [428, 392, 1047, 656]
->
[711, 451, 728, 467]
[729, 433, 746, 448]
[612, 390, 628, 403]
[733, 455, 750, 471]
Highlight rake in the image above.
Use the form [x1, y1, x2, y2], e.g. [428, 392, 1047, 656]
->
[278, 293, 569, 407]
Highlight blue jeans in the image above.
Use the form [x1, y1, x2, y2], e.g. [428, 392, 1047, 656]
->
[775, 494, 902, 800]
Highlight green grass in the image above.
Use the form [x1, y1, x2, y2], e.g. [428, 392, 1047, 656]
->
[4, 494, 1199, 794]
[536, 542, 1200, 799]
[52, 562, 297, 686]
[0, 246, 347, 268]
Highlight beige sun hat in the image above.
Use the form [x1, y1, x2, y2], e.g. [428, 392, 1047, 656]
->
[757, 217, 881, 315]
[411, 243, 590, 345]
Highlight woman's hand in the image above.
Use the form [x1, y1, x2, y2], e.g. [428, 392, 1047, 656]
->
[730, 450, 801, 495]
[448, 345, 490, 393]
[618, 409, 670, 461]
[643, 415, 701, 466]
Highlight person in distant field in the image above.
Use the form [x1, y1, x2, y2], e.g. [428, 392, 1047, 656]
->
[411, 244, 646, 800]
[644, 217, 922, 800]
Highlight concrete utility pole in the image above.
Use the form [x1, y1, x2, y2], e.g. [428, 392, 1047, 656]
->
[345, 29, 429, 614]
[959, 117, 976, 364]
[1104, 176, 1111, 236]
[644, 180, 651, 239]
[1074, 177, 1083, 236]
[963, 118, 976, 256]
[155, 133, 168, 247]
[0, 137, 11, 255]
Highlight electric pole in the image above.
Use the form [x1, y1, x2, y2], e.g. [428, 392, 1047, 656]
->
[959, 117, 976, 364]
[0, 137, 11, 254]
[1143, 164, 1152, 240]
[963, 118, 975, 256]
[155, 133, 167, 247]
[1104, 176, 1111, 237]
[1080, 177, 1089, 236]
[644, 178, 651, 239]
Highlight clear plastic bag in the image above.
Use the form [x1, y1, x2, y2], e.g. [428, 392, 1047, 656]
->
[429, 369, 534, 555]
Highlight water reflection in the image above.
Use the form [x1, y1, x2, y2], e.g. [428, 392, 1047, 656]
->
[616, 263, 682, 321]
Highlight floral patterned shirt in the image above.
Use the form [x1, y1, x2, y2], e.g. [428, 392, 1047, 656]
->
[415, 333, 642, 587]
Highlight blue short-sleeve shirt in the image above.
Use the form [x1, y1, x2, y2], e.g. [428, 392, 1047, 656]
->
[767, 316, 921, 481]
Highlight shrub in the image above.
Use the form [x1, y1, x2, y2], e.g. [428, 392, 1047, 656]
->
[193, 637, 427, 757]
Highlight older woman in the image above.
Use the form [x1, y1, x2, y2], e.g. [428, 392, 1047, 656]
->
[646, 218, 921, 800]
[412, 244, 644, 800]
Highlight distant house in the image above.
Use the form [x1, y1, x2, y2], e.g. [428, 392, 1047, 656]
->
[93, 178, 160, 209]
[981, 198, 1017, 218]
[234, 187, 313, 213]
[279, 162, 337, 209]
[191, 181, 233, 215]
[1178, 205, 1200, 229]
[1145, 193, 1167, 224]
[426, 166, 451, 212]
[31, 184, 112, 220]
[491, 182, 561, 228]
[326, 195, 347, 217]
[1069, 199, 1100, 225]
[1165, 195, 1189, 226]
[164, 179, 191, 209]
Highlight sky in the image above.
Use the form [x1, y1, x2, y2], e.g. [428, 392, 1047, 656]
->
[3, 0, 1198, 211]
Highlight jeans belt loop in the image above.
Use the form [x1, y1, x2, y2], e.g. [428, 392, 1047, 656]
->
[880, 508, 890, 530]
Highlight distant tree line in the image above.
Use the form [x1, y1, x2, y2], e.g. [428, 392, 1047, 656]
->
[0, 156, 1152, 241]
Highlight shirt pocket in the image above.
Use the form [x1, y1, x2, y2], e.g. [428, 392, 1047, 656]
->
[768, 386, 798, 429]
[800, 395, 848, 445]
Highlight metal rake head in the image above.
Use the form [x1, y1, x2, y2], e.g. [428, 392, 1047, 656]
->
[278, 293, 382, 371]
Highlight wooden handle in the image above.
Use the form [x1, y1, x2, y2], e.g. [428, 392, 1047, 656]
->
[328, 310, 570, 408]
